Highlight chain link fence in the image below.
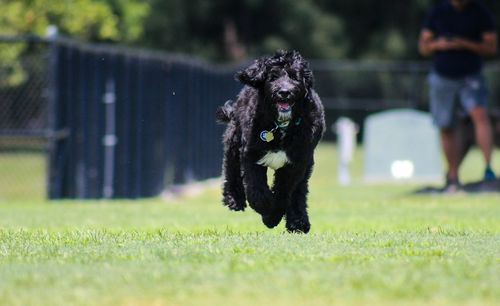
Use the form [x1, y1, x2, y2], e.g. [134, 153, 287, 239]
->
[0, 36, 50, 201]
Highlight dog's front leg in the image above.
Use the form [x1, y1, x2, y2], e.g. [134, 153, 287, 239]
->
[241, 160, 273, 217]
[269, 165, 308, 230]
[285, 159, 314, 233]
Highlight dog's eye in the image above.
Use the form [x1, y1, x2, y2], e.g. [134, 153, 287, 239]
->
[287, 71, 300, 81]
[268, 73, 280, 81]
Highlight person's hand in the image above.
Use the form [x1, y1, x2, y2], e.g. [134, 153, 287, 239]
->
[433, 37, 462, 51]
[451, 38, 472, 49]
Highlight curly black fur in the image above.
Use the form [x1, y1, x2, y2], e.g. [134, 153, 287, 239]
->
[216, 50, 325, 233]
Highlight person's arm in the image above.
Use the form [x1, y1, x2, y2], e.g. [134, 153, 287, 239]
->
[419, 29, 498, 57]
[418, 30, 435, 57]
[418, 29, 462, 57]
[453, 32, 498, 57]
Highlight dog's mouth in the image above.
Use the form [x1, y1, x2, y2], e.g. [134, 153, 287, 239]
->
[276, 102, 291, 112]
[276, 102, 293, 122]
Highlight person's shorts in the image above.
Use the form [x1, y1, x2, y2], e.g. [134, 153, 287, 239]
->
[428, 71, 489, 128]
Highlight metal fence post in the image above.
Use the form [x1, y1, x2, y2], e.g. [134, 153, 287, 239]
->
[46, 36, 60, 198]
[102, 77, 117, 198]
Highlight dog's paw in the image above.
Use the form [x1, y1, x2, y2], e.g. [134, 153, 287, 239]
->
[223, 195, 246, 211]
[286, 217, 311, 234]
[247, 188, 273, 215]
[261, 212, 284, 228]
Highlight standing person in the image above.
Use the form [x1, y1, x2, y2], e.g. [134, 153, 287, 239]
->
[419, 0, 498, 191]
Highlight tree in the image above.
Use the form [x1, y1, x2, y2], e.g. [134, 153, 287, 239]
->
[141, 0, 349, 62]
[0, 0, 120, 40]
[0, 0, 148, 86]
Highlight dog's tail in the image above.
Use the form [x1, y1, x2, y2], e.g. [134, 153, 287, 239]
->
[215, 100, 234, 124]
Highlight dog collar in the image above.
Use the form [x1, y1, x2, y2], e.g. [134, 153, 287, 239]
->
[275, 121, 290, 129]
[260, 118, 302, 142]
[276, 117, 301, 129]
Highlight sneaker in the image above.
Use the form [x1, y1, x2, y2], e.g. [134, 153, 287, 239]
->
[442, 177, 462, 194]
[484, 167, 497, 182]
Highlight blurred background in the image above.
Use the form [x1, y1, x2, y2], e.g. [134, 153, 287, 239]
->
[1, 0, 499, 200]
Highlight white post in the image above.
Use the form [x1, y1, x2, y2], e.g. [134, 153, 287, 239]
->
[334, 117, 357, 186]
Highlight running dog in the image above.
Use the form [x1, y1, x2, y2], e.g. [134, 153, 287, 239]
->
[216, 50, 325, 233]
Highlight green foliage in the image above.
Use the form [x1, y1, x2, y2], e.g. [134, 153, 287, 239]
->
[2, 0, 500, 62]
[275, 0, 347, 59]
[0, 43, 26, 87]
[141, 0, 348, 61]
[0, 0, 116, 40]
[0, 0, 148, 90]
[0, 0, 148, 42]
[0, 0, 117, 89]
[106, 0, 150, 43]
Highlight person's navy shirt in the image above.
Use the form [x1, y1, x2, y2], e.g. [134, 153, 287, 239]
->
[423, 0, 495, 78]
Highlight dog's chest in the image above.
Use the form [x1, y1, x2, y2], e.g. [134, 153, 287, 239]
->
[256, 150, 290, 170]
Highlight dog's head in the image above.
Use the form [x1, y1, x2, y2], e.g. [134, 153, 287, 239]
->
[236, 50, 313, 122]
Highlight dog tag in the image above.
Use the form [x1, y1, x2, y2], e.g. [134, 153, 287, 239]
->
[260, 130, 274, 142]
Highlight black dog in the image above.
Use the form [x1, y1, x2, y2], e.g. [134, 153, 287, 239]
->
[216, 50, 325, 233]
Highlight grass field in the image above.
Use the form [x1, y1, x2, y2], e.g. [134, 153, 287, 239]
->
[0, 144, 499, 306]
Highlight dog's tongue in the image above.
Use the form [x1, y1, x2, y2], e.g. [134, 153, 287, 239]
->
[277, 102, 291, 112]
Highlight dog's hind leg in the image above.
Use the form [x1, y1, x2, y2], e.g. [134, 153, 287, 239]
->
[285, 159, 314, 233]
[222, 124, 246, 211]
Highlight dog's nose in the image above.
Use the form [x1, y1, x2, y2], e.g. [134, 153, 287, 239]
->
[278, 90, 291, 99]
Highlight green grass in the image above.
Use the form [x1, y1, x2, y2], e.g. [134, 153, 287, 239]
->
[0, 151, 46, 202]
[0, 144, 499, 306]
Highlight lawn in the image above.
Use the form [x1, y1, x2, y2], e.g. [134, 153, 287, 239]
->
[0, 144, 499, 306]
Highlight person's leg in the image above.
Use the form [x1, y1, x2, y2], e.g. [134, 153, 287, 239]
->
[429, 72, 461, 186]
[460, 75, 496, 181]
[469, 106, 492, 166]
[440, 127, 460, 182]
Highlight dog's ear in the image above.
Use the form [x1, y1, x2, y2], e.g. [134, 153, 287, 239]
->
[289, 50, 314, 92]
[303, 68, 314, 90]
[235, 58, 267, 88]
[301, 67, 314, 102]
